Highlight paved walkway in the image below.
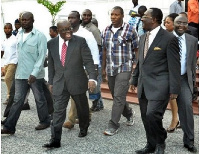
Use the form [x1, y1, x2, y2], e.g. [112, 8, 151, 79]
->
[1, 81, 199, 154]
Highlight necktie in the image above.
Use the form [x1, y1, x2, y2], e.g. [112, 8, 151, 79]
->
[177, 36, 182, 58]
[61, 41, 67, 66]
[144, 31, 150, 58]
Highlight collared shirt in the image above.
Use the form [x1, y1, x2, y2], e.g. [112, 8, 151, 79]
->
[102, 22, 138, 76]
[188, 0, 199, 24]
[1, 35, 18, 65]
[128, 4, 140, 28]
[169, 0, 183, 14]
[74, 26, 99, 65]
[173, 32, 187, 75]
[15, 27, 47, 79]
[82, 22, 102, 46]
[148, 26, 161, 48]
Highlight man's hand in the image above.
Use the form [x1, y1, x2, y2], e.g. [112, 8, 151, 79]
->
[170, 94, 178, 100]
[88, 81, 96, 93]
[130, 85, 137, 92]
[28, 75, 36, 84]
[49, 85, 53, 93]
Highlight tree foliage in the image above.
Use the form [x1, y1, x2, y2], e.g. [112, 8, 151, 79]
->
[37, 0, 66, 25]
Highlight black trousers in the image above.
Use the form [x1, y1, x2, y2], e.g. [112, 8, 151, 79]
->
[138, 90, 169, 147]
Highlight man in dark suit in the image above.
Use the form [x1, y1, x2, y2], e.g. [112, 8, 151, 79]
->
[43, 20, 97, 149]
[130, 8, 181, 154]
[173, 15, 198, 153]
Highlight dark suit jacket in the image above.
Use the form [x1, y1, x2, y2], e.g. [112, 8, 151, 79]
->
[132, 27, 181, 100]
[185, 33, 198, 93]
[48, 35, 96, 96]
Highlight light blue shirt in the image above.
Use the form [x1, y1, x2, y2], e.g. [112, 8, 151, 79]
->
[169, 1, 183, 14]
[15, 27, 47, 79]
[173, 32, 187, 75]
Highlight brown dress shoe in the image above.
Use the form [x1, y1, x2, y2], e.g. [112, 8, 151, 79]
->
[63, 121, 74, 129]
[1, 129, 15, 135]
[35, 124, 50, 130]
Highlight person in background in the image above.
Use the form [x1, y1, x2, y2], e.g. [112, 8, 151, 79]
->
[81, 9, 104, 111]
[169, 0, 184, 14]
[128, 0, 141, 28]
[136, 5, 147, 37]
[12, 19, 21, 36]
[130, 8, 180, 154]
[91, 18, 98, 28]
[1, 23, 18, 105]
[188, 0, 199, 39]
[102, 6, 138, 136]
[62, 11, 99, 129]
[43, 20, 96, 148]
[1, 12, 50, 135]
[49, 26, 58, 38]
[173, 15, 198, 153]
[163, 13, 182, 134]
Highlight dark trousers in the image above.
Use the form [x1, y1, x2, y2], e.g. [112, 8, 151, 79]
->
[177, 75, 194, 146]
[3, 79, 53, 117]
[51, 83, 89, 141]
[4, 79, 50, 133]
[139, 91, 169, 147]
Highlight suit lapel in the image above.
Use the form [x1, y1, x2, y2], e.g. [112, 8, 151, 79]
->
[143, 28, 164, 63]
[185, 33, 191, 68]
[64, 36, 76, 67]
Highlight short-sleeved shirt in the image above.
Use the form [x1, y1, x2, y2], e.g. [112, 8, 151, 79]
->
[15, 27, 47, 79]
[169, 0, 183, 14]
[102, 22, 138, 76]
[128, 4, 140, 28]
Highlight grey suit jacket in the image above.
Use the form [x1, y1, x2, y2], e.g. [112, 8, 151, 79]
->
[48, 35, 96, 96]
[132, 27, 181, 100]
[185, 33, 198, 93]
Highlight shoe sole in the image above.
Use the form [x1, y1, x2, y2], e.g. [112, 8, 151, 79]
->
[103, 129, 118, 136]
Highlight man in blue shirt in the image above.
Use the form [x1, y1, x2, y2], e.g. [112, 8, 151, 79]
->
[1, 12, 50, 135]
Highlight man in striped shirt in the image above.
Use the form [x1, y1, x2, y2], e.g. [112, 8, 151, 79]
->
[102, 6, 138, 136]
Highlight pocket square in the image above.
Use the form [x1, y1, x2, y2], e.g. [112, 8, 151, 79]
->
[154, 47, 161, 50]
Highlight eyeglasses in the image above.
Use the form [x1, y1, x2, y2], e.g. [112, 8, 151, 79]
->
[141, 16, 152, 19]
[59, 27, 73, 33]
[176, 21, 188, 26]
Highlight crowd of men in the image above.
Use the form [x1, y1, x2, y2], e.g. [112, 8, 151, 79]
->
[1, 0, 199, 153]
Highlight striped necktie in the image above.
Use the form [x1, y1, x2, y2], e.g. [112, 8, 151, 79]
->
[61, 41, 67, 66]
[177, 36, 182, 58]
[144, 31, 150, 58]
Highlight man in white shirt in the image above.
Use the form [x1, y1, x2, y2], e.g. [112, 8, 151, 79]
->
[62, 11, 99, 129]
[1, 23, 18, 105]
[169, 0, 184, 14]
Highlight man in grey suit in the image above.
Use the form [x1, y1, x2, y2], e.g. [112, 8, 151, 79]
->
[43, 20, 97, 149]
[173, 15, 198, 153]
[130, 8, 181, 154]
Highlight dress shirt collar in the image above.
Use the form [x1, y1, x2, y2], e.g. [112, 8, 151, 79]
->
[18, 27, 36, 35]
[173, 31, 186, 41]
[59, 35, 69, 45]
[149, 26, 161, 37]
[109, 22, 125, 30]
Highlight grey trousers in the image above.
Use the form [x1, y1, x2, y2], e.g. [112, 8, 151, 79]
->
[177, 74, 195, 146]
[107, 71, 132, 129]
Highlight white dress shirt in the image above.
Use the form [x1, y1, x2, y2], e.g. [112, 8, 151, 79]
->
[1, 35, 18, 66]
[148, 26, 161, 48]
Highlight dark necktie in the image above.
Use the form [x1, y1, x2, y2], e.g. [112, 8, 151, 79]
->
[177, 36, 182, 58]
[144, 32, 150, 58]
[61, 41, 67, 66]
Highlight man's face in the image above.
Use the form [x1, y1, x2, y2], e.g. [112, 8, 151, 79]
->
[174, 16, 188, 36]
[57, 21, 73, 41]
[132, 0, 138, 5]
[68, 12, 80, 28]
[81, 10, 92, 25]
[21, 14, 33, 30]
[141, 9, 153, 31]
[4, 24, 12, 35]
[15, 23, 21, 30]
[49, 28, 57, 38]
[110, 8, 124, 28]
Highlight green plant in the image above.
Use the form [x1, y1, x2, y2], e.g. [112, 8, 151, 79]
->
[37, 0, 66, 25]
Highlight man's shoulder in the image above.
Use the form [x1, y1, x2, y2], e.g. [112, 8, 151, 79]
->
[185, 33, 198, 42]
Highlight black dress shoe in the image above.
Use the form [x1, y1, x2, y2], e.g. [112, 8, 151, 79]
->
[155, 143, 166, 154]
[135, 143, 156, 154]
[1, 129, 15, 135]
[78, 130, 87, 137]
[43, 139, 60, 149]
[35, 124, 50, 130]
[184, 144, 197, 153]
